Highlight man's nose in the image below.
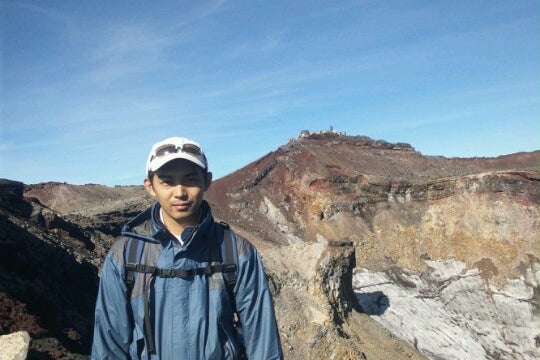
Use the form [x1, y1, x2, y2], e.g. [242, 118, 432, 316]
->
[174, 184, 186, 197]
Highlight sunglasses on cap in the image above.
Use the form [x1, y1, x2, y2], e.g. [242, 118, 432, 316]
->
[150, 143, 203, 162]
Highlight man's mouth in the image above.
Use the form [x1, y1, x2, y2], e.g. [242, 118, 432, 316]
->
[172, 203, 191, 211]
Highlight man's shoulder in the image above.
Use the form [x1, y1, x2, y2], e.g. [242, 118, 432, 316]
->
[107, 236, 131, 260]
[221, 225, 256, 259]
[106, 234, 162, 272]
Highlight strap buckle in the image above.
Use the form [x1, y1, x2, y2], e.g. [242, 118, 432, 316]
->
[158, 268, 174, 278]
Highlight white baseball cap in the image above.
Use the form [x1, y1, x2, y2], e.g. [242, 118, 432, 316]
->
[146, 137, 208, 173]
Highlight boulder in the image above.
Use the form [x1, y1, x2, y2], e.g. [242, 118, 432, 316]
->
[0, 331, 30, 360]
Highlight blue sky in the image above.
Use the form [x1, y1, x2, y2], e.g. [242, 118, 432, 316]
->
[1, 0, 539, 186]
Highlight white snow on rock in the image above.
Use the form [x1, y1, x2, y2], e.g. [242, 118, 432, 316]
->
[353, 260, 540, 360]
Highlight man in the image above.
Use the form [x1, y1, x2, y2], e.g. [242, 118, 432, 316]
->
[92, 137, 283, 359]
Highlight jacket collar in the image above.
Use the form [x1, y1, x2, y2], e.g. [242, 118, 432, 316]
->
[121, 200, 214, 246]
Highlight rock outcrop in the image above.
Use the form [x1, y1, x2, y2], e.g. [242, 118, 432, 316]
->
[0, 331, 31, 360]
[260, 236, 424, 359]
[0, 179, 32, 217]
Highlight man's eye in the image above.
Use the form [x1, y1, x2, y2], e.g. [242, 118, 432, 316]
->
[182, 176, 197, 183]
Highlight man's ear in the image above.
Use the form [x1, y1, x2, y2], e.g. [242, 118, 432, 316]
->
[204, 172, 213, 191]
[144, 178, 157, 197]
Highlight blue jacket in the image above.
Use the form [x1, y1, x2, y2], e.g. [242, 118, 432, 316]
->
[92, 201, 283, 359]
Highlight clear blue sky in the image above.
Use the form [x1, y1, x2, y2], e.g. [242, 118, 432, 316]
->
[1, 0, 539, 186]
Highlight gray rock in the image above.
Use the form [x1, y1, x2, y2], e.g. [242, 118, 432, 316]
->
[0, 331, 31, 360]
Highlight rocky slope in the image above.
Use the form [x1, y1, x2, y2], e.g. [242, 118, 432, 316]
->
[0, 180, 151, 357]
[1, 133, 538, 359]
[206, 133, 540, 359]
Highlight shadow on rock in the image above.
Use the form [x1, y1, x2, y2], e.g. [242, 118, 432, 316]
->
[0, 214, 99, 356]
[355, 290, 390, 315]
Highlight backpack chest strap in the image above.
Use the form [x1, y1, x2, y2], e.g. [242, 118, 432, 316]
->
[126, 262, 236, 279]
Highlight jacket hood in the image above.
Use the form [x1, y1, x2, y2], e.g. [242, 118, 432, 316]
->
[121, 200, 214, 245]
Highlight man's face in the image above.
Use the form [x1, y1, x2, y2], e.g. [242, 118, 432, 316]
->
[144, 159, 212, 233]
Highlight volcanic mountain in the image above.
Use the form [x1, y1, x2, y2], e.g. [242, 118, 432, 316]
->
[1, 132, 538, 359]
[206, 132, 539, 359]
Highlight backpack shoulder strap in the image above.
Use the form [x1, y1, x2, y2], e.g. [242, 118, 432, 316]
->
[219, 222, 247, 357]
[220, 221, 239, 289]
[124, 237, 146, 290]
[123, 237, 157, 355]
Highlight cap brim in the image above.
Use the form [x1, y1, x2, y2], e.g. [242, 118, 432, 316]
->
[148, 153, 206, 172]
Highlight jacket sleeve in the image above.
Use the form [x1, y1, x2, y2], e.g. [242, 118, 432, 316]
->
[234, 240, 283, 360]
[91, 248, 132, 359]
